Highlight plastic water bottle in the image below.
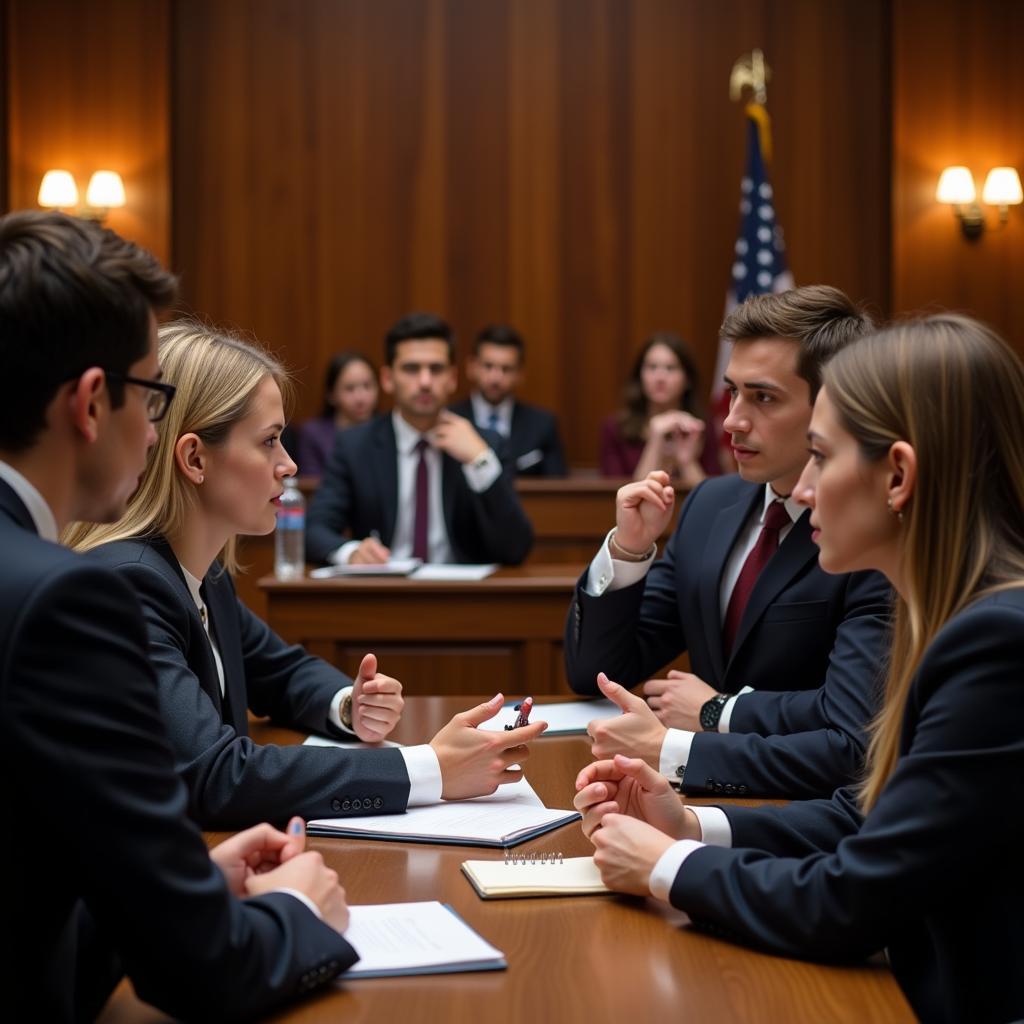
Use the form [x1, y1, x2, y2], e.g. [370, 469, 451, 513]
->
[274, 477, 306, 579]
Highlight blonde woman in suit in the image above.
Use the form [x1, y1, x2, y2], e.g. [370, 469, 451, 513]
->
[70, 322, 545, 830]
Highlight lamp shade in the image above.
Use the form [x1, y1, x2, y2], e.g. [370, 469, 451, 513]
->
[936, 166, 977, 205]
[37, 169, 79, 208]
[981, 167, 1023, 206]
[86, 171, 126, 208]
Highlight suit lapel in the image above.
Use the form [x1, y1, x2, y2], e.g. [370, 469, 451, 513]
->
[203, 571, 248, 734]
[727, 509, 819, 665]
[374, 417, 399, 546]
[440, 452, 460, 558]
[698, 484, 763, 682]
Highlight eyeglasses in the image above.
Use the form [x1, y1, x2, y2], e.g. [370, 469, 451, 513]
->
[104, 371, 177, 422]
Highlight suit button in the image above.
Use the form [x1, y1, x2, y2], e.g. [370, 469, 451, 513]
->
[331, 799, 342, 812]
[352, 798, 363, 811]
[713, 783, 723, 793]
[738, 785, 749, 794]
[341, 798, 352, 811]
[724, 784, 735, 795]
[373, 797, 383, 809]
[705, 778, 714, 788]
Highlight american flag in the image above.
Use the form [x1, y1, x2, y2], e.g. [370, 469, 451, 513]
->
[710, 104, 794, 464]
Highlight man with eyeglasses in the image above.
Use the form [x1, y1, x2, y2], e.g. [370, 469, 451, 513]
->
[0, 211, 356, 1021]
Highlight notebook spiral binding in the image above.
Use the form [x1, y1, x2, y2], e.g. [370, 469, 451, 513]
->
[503, 850, 564, 865]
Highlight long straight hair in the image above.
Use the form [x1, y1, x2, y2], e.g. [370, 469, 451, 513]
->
[824, 315, 1024, 810]
[66, 321, 292, 573]
[617, 332, 703, 443]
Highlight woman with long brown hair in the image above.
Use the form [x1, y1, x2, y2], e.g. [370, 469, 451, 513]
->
[575, 314, 1024, 1023]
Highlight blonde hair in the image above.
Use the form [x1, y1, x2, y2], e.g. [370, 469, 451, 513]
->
[66, 320, 292, 573]
[823, 314, 1024, 811]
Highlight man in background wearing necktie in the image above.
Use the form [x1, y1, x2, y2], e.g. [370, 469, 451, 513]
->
[566, 285, 892, 801]
[307, 312, 533, 567]
[449, 323, 567, 477]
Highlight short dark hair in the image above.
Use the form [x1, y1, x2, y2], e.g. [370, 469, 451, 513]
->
[719, 285, 874, 400]
[321, 351, 376, 417]
[473, 323, 525, 361]
[384, 312, 454, 365]
[0, 211, 177, 452]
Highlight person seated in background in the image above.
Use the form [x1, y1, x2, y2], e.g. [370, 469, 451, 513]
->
[296, 350, 378, 476]
[70, 321, 546, 831]
[307, 311, 534, 566]
[569, 286, 891, 800]
[0, 210, 354, 1020]
[449, 323, 567, 476]
[599, 331, 718, 486]
[574, 314, 1024, 1024]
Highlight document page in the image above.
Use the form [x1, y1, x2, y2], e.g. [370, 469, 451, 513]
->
[409, 563, 498, 581]
[478, 698, 622, 735]
[343, 901, 505, 976]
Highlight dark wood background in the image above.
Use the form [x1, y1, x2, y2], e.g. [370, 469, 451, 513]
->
[4, 0, 1022, 466]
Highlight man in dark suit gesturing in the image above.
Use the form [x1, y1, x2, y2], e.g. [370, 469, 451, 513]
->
[0, 211, 355, 1021]
[307, 312, 533, 566]
[449, 323, 567, 476]
[567, 286, 892, 799]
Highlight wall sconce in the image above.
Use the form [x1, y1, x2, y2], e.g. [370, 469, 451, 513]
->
[37, 169, 126, 221]
[936, 165, 1022, 240]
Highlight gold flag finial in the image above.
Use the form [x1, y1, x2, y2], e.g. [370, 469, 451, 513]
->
[729, 49, 770, 105]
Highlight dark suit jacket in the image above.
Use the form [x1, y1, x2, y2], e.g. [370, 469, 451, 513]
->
[449, 397, 567, 476]
[306, 413, 534, 565]
[670, 589, 1024, 1024]
[91, 535, 412, 830]
[0, 480, 356, 1023]
[565, 475, 892, 798]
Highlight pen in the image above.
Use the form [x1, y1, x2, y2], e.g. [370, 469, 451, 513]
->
[505, 696, 533, 731]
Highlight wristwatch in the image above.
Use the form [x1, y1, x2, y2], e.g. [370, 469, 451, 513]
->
[699, 693, 730, 732]
[340, 691, 354, 730]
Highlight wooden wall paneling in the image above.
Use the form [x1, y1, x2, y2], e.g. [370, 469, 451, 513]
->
[6, 0, 170, 265]
[892, 0, 1024, 354]
[172, 1, 890, 466]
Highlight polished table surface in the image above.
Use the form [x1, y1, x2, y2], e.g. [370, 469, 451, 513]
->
[101, 697, 913, 1023]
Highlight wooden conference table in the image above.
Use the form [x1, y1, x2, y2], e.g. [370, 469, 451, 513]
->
[101, 697, 913, 1024]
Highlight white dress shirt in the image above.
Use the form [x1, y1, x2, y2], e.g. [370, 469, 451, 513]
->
[0, 461, 59, 541]
[331, 411, 500, 565]
[585, 485, 804, 778]
[470, 392, 514, 437]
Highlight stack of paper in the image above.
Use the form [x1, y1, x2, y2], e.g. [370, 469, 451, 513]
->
[308, 777, 580, 848]
[343, 901, 505, 977]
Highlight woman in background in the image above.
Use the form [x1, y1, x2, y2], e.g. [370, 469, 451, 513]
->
[296, 351, 378, 476]
[599, 331, 717, 485]
[576, 315, 1024, 1024]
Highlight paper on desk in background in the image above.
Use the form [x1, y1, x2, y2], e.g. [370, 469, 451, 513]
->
[408, 563, 498, 581]
[341, 901, 506, 977]
[307, 775, 580, 847]
[303, 734, 402, 749]
[309, 559, 422, 579]
[478, 698, 622, 735]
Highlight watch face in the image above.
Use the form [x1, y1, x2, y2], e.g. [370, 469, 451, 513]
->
[700, 696, 725, 731]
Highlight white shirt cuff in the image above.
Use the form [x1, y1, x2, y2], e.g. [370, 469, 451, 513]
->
[649, 840, 706, 901]
[399, 744, 443, 806]
[659, 727, 695, 781]
[718, 685, 754, 733]
[327, 685, 355, 735]
[330, 540, 362, 565]
[271, 887, 323, 921]
[584, 529, 655, 596]
[688, 805, 733, 847]
[462, 448, 501, 492]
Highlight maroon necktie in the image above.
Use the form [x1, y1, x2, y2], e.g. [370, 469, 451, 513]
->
[412, 438, 430, 561]
[722, 500, 791, 656]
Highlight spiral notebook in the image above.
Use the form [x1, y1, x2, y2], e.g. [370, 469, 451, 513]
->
[461, 854, 611, 899]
